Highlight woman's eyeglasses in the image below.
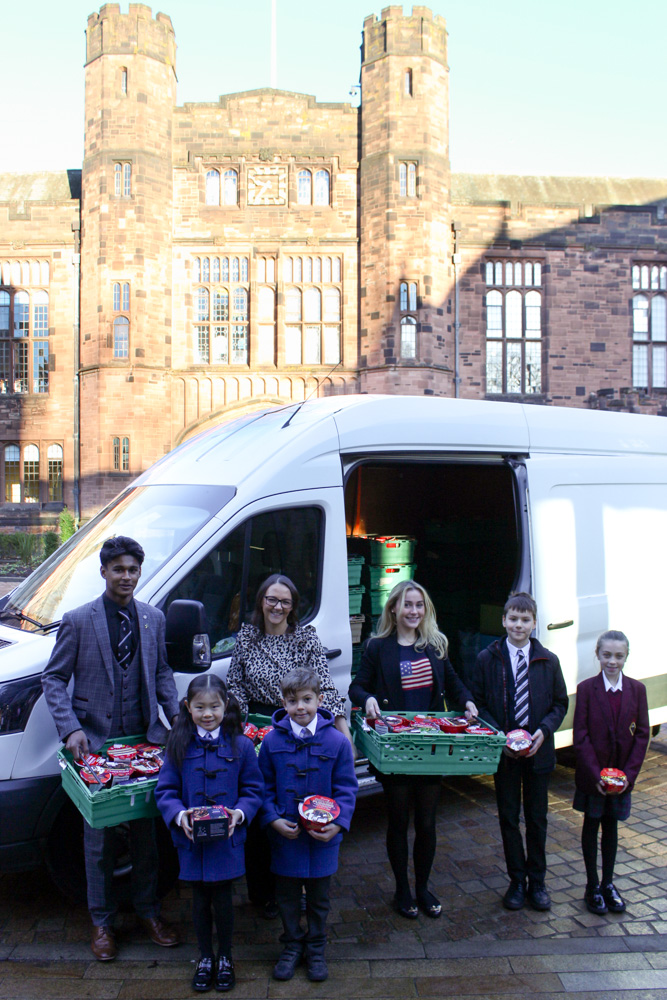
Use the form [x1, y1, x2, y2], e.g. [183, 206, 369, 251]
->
[264, 596, 293, 609]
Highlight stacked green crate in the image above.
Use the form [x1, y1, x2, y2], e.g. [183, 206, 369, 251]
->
[363, 536, 417, 619]
[347, 554, 366, 656]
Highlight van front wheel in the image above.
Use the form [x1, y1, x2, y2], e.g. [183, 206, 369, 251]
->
[45, 800, 178, 906]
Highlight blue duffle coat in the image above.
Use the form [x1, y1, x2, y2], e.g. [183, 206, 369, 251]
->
[155, 731, 264, 882]
[258, 708, 357, 878]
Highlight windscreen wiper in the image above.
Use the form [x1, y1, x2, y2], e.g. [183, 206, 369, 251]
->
[0, 608, 60, 632]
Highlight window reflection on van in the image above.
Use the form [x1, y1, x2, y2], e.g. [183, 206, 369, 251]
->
[164, 506, 323, 656]
[3, 484, 234, 628]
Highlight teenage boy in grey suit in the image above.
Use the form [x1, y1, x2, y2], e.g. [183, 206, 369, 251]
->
[42, 536, 181, 961]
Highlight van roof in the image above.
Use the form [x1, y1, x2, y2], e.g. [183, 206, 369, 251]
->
[138, 395, 667, 489]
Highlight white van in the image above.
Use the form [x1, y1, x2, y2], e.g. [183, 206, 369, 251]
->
[1, 394, 666, 897]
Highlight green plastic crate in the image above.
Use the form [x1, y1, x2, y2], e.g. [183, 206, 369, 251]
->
[57, 734, 162, 830]
[351, 711, 505, 776]
[365, 563, 416, 590]
[347, 554, 364, 586]
[348, 584, 365, 614]
[368, 536, 416, 566]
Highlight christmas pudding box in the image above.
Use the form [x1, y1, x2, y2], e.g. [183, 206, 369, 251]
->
[191, 805, 230, 842]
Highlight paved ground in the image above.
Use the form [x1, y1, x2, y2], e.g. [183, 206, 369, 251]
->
[1, 729, 666, 998]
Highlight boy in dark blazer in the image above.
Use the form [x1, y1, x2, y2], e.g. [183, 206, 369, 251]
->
[472, 592, 568, 912]
[42, 536, 181, 961]
[258, 667, 357, 984]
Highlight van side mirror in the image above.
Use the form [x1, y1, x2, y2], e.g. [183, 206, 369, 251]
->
[165, 600, 211, 673]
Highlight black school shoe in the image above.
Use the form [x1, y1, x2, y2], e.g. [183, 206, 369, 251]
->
[502, 880, 526, 910]
[584, 885, 608, 915]
[527, 881, 551, 911]
[214, 954, 235, 992]
[273, 945, 303, 981]
[602, 882, 626, 913]
[306, 953, 329, 982]
[192, 956, 214, 992]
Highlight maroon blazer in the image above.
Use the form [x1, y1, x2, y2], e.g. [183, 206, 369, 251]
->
[573, 673, 650, 796]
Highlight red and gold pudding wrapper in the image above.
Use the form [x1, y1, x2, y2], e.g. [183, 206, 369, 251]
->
[104, 760, 134, 782]
[466, 725, 495, 735]
[134, 744, 163, 760]
[80, 765, 112, 787]
[130, 757, 161, 777]
[298, 795, 341, 831]
[256, 726, 274, 742]
[506, 728, 533, 754]
[75, 753, 106, 768]
[106, 744, 136, 761]
[243, 723, 259, 741]
[600, 768, 626, 794]
[437, 717, 468, 733]
[382, 715, 410, 727]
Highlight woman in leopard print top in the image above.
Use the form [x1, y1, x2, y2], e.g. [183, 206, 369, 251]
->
[226, 573, 351, 915]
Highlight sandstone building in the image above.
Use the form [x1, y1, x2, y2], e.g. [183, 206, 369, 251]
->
[1, 3, 666, 522]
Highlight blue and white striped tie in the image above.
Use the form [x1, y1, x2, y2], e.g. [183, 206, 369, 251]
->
[514, 649, 529, 728]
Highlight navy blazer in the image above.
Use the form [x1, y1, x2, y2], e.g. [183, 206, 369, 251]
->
[573, 672, 650, 796]
[42, 594, 180, 751]
[348, 634, 472, 714]
[258, 708, 357, 879]
[155, 732, 264, 882]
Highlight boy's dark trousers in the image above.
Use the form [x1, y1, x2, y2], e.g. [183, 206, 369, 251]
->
[275, 875, 331, 957]
[494, 754, 550, 885]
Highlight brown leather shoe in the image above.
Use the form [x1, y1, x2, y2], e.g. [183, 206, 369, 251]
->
[140, 916, 180, 947]
[91, 925, 117, 961]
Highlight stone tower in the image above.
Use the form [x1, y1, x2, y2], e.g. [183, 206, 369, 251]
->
[359, 6, 452, 395]
[81, 3, 176, 514]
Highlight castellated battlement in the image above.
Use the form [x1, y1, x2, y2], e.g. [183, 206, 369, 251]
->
[86, 4, 176, 68]
[362, 5, 447, 65]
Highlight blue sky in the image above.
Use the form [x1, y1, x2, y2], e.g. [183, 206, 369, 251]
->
[1, 0, 665, 177]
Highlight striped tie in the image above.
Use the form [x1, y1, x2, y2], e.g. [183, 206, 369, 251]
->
[300, 728, 311, 740]
[514, 649, 529, 728]
[117, 607, 132, 669]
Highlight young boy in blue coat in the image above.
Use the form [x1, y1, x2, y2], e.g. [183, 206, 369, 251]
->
[258, 667, 357, 983]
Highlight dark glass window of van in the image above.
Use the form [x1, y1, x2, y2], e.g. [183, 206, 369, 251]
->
[164, 506, 322, 657]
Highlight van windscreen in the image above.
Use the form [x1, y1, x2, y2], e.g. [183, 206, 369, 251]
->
[1, 484, 234, 629]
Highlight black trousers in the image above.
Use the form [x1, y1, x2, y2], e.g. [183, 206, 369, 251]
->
[275, 875, 331, 955]
[493, 754, 551, 885]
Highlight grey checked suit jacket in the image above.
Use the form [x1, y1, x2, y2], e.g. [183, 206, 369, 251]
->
[42, 595, 180, 751]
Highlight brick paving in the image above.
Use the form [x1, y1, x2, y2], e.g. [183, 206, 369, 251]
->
[1, 729, 666, 997]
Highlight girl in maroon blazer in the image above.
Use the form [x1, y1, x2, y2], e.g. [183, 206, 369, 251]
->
[573, 630, 650, 916]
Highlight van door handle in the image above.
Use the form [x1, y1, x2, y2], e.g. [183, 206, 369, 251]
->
[323, 648, 342, 660]
[546, 620, 574, 630]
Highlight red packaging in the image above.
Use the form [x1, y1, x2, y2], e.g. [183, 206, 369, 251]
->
[191, 805, 230, 842]
[505, 728, 532, 754]
[105, 760, 134, 783]
[243, 723, 259, 741]
[298, 795, 340, 831]
[256, 726, 274, 742]
[80, 765, 112, 787]
[75, 753, 106, 768]
[130, 757, 161, 777]
[106, 743, 136, 761]
[600, 768, 627, 794]
[437, 718, 468, 733]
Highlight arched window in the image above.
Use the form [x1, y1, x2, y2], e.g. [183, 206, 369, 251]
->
[399, 162, 416, 198]
[4, 444, 20, 502]
[197, 288, 209, 321]
[400, 316, 417, 359]
[323, 287, 340, 321]
[322, 257, 331, 282]
[304, 287, 321, 322]
[206, 169, 220, 206]
[123, 163, 131, 197]
[202, 257, 210, 282]
[113, 317, 129, 358]
[23, 444, 39, 503]
[47, 444, 63, 502]
[304, 257, 312, 283]
[232, 288, 248, 320]
[0, 291, 9, 335]
[314, 170, 330, 206]
[285, 287, 302, 322]
[40, 261, 49, 284]
[113, 437, 130, 472]
[14, 291, 29, 336]
[213, 290, 228, 322]
[31, 261, 40, 285]
[298, 170, 312, 205]
[633, 291, 666, 389]
[212, 257, 220, 282]
[223, 169, 238, 205]
[485, 285, 542, 394]
[33, 290, 48, 336]
[113, 282, 121, 311]
[231, 257, 239, 282]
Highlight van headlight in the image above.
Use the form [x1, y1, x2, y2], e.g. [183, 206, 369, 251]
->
[0, 674, 43, 734]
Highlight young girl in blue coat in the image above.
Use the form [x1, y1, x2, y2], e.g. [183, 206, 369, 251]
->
[155, 674, 263, 993]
